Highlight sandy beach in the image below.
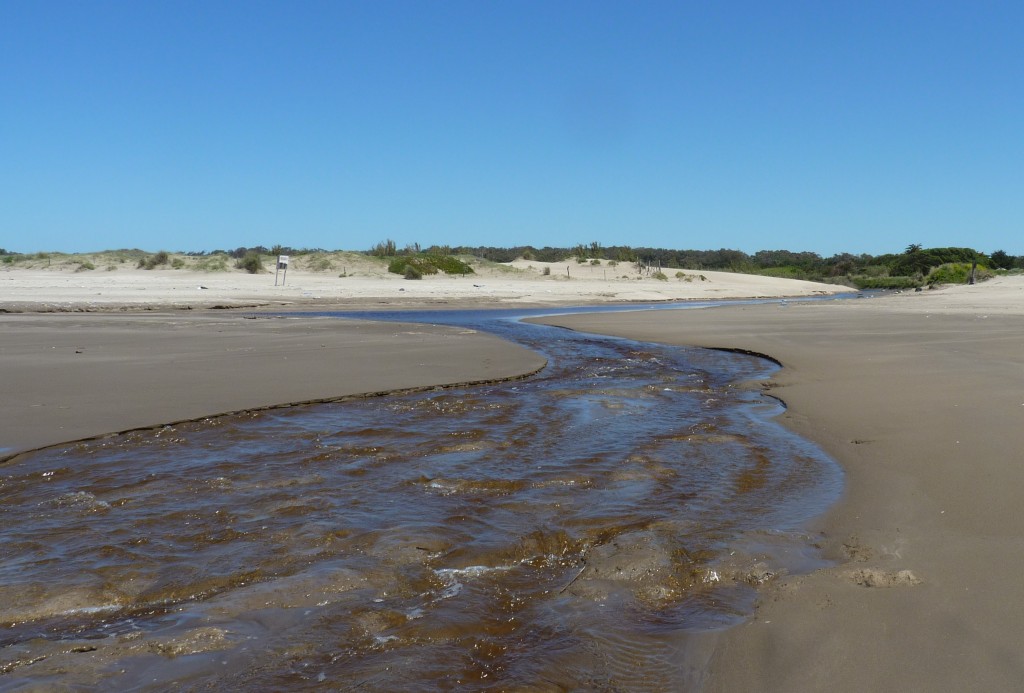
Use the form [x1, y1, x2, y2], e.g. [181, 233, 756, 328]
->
[0, 261, 843, 457]
[0, 257, 845, 313]
[532, 275, 1024, 690]
[3, 262, 1023, 689]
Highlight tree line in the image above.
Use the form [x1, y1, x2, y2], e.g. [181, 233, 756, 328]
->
[4, 242, 1019, 288]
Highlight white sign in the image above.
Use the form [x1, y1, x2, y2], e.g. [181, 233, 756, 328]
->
[275, 255, 289, 286]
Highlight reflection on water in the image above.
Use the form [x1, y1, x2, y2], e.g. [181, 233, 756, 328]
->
[0, 308, 842, 690]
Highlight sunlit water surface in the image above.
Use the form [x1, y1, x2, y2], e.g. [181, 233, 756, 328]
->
[1, 304, 842, 690]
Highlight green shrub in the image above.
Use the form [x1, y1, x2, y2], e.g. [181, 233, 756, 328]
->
[171, 257, 185, 269]
[404, 265, 423, 279]
[2, 255, 14, 264]
[235, 252, 264, 274]
[858, 264, 889, 278]
[590, 259, 601, 265]
[757, 266, 809, 280]
[927, 262, 992, 286]
[890, 247, 983, 276]
[388, 257, 437, 276]
[850, 276, 921, 290]
[138, 251, 170, 270]
[542, 266, 551, 276]
[652, 271, 668, 281]
[427, 255, 474, 275]
[387, 255, 473, 277]
[75, 261, 95, 272]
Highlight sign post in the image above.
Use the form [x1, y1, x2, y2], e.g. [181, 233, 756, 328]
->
[275, 255, 289, 286]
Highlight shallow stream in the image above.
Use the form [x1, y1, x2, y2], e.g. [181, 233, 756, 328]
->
[1, 304, 842, 690]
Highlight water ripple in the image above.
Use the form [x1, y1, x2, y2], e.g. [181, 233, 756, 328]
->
[0, 308, 842, 690]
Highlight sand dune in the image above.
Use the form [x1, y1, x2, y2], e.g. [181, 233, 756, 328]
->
[0, 259, 850, 312]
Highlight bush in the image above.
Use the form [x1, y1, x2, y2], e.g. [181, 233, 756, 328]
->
[542, 266, 551, 276]
[757, 266, 809, 280]
[404, 265, 423, 279]
[75, 261, 95, 272]
[387, 255, 473, 277]
[235, 252, 264, 274]
[171, 257, 185, 269]
[927, 263, 992, 286]
[429, 255, 473, 275]
[138, 251, 170, 270]
[890, 247, 983, 276]
[370, 239, 397, 257]
[388, 257, 437, 276]
[850, 276, 921, 290]
[652, 271, 668, 281]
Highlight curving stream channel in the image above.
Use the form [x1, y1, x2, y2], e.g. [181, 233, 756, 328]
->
[1, 303, 842, 690]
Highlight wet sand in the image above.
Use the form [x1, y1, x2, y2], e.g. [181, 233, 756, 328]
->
[0, 313, 545, 457]
[532, 276, 1024, 691]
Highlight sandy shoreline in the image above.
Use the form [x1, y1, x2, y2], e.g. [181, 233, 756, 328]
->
[4, 266, 1022, 689]
[533, 276, 1024, 690]
[0, 312, 546, 458]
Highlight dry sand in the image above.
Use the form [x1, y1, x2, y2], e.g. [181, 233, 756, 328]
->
[4, 261, 1022, 690]
[0, 258, 845, 312]
[532, 275, 1024, 691]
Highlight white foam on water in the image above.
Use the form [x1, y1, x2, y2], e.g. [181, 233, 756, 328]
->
[59, 604, 121, 617]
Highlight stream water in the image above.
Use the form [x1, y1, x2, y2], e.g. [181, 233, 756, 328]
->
[1, 304, 843, 690]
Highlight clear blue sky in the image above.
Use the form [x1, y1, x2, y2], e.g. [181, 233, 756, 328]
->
[2, 1, 1021, 256]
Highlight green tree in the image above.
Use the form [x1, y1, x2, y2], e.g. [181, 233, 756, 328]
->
[990, 249, 1013, 270]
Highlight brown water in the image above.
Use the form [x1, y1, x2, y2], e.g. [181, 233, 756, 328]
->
[0, 307, 842, 690]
